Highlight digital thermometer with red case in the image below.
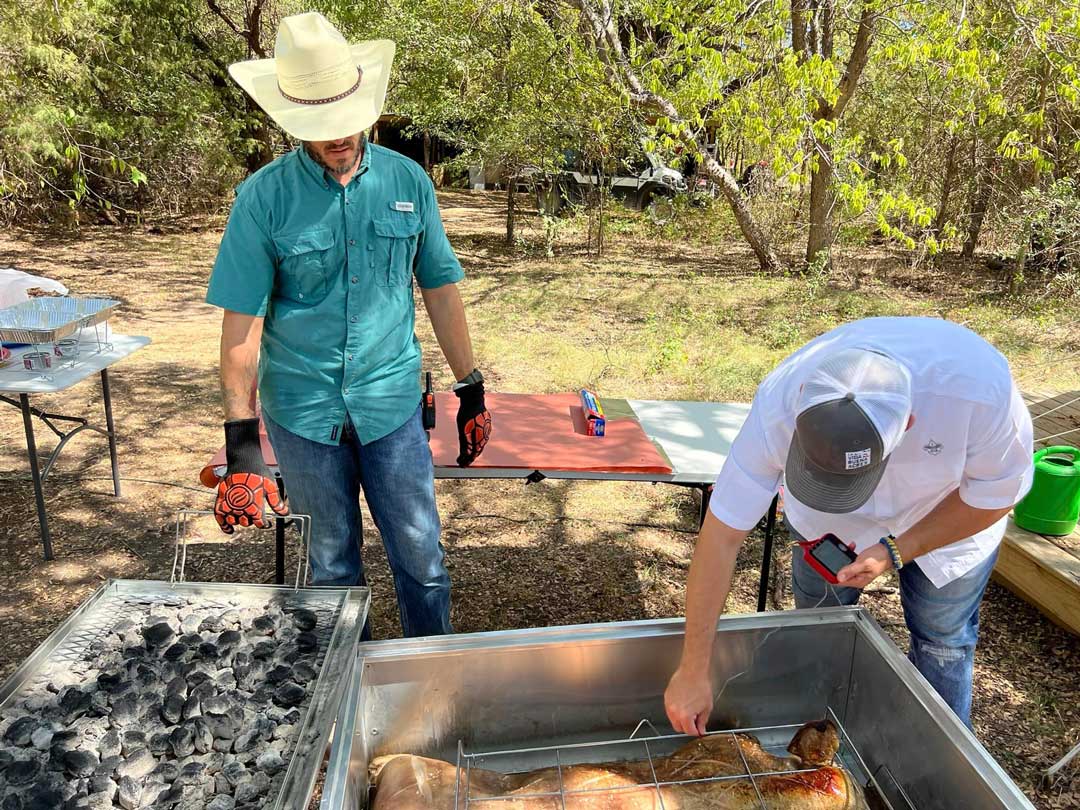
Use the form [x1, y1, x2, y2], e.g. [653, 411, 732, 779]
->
[798, 533, 858, 584]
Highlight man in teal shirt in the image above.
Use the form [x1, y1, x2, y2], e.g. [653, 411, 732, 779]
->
[206, 12, 491, 636]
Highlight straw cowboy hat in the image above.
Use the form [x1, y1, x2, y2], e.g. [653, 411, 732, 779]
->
[228, 12, 395, 142]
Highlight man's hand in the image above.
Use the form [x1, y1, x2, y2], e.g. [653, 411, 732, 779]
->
[836, 543, 893, 589]
[665, 666, 713, 736]
[214, 418, 288, 534]
[454, 381, 491, 466]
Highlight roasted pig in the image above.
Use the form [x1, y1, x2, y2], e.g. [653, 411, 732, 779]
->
[371, 720, 868, 810]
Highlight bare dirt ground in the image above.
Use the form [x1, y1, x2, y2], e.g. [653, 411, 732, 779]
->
[0, 190, 1076, 808]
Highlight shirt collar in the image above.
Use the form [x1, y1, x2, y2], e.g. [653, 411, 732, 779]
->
[297, 141, 372, 191]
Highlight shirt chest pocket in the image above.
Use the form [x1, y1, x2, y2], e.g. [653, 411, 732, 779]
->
[372, 210, 423, 287]
[273, 227, 336, 305]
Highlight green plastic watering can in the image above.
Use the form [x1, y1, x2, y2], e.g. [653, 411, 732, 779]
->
[1013, 445, 1080, 536]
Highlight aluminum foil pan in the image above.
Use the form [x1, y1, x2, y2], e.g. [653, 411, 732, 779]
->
[0, 297, 120, 344]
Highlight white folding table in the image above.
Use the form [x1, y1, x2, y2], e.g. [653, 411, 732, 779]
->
[0, 334, 150, 559]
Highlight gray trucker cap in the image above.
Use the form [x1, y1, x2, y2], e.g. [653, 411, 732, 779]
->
[785, 348, 913, 513]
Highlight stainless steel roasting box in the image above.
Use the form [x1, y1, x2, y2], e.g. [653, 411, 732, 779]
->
[0, 579, 370, 810]
[322, 608, 1034, 810]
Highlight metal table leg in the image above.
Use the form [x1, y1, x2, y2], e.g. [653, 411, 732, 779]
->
[20, 394, 53, 560]
[697, 484, 712, 528]
[756, 494, 779, 612]
[100, 369, 121, 497]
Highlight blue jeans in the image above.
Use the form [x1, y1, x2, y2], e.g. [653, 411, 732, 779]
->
[788, 522, 996, 728]
[264, 405, 452, 638]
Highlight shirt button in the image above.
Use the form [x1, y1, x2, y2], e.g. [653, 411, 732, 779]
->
[350, 315, 358, 323]
[298, 293, 304, 299]
[348, 354, 354, 361]
[351, 276, 358, 283]
[366, 244, 374, 251]
[349, 239, 356, 246]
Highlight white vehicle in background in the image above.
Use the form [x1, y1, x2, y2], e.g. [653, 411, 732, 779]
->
[528, 146, 688, 224]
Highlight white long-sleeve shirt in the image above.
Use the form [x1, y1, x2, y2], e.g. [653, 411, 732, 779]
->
[710, 317, 1034, 587]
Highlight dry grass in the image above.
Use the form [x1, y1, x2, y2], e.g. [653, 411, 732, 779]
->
[0, 190, 1076, 808]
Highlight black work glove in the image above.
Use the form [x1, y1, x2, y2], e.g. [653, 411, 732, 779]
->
[214, 418, 288, 534]
[454, 381, 491, 466]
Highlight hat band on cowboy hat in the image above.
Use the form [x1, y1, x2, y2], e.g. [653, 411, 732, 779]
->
[278, 66, 364, 106]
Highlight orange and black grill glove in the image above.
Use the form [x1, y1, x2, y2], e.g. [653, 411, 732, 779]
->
[454, 381, 491, 466]
[214, 418, 288, 534]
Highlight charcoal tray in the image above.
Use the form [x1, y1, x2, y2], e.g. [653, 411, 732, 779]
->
[0, 579, 369, 810]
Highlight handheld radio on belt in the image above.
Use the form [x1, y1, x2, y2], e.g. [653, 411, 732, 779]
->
[422, 372, 436, 434]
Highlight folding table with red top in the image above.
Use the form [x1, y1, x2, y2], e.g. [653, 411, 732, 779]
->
[200, 394, 780, 610]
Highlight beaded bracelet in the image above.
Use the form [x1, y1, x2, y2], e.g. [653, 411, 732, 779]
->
[878, 535, 904, 570]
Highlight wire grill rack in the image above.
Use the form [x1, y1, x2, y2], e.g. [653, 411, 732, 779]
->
[450, 707, 911, 810]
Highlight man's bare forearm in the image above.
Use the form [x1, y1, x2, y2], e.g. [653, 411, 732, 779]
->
[896, 489, 1012, 562]
[678, 511, 751, 675]
[220, 311, 263, 421]
[420, 283, 476, 381]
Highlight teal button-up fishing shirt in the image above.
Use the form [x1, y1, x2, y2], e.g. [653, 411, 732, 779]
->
[207, 143, 464, 445]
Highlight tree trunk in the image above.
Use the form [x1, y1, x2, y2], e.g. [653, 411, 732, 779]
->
[931, 137, 959, 239]
[700, 153, 784, 273]
[505, 178, 515, 246]
[242, 99, 274, 174]
[806, 141, 836, 268]
[962, 156, 994, 259]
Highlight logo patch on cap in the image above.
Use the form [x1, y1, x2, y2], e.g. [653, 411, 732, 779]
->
[845, 449, 872, 470]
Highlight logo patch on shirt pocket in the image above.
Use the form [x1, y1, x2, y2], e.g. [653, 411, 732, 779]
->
[394, 201, 415, 212]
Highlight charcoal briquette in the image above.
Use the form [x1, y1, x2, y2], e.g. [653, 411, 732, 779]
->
[291, 608, 318, 631]
[272, 681, 306, 708]
[251, 641, 275, 660]
[199, 615, 225, 633]
[222, 759, 248, 787]
[163, 642, 189, 661]
[206, 796, 237, 810]
[266, 664, 292, 684]
[250, 615, 276, 635]
[0, 792, 22, 810]
[142, 622, 175, 646]
[248, 686, 272, 706]
[291, 661, 316, 684]
[149, 731, 171, 757]
[183, 695, 202, 720]
[59, 687, 92, 722]
[187, 670, 212, 687]
[22, 787, 64, 810]
[109, 695, 138, 727]
[255, 749, 284, 775]
[192, 718, 214, 754]
[120, 729, 146, 756]
[217, 630, 243, 648]
[62, 748, 99, 778]
[30, 725, 55, 750]
[6, 756, 42, 786]
[116, 775, 141, 810]
[233, 728, 260, 753]
[152, 760, 181, 783]
[115, 747, 156, 782]
[3, 715, 40, 747]
[169, 724, 196, 759]
[296, 631, 318, 652]
[97, 729, 121, 760]
[162, 693, 185, 725]
[198, 642, 221, 659]
[166, 675, 188, 698]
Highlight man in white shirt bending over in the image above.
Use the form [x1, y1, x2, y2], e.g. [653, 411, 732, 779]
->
[665, 317, 1033, 731]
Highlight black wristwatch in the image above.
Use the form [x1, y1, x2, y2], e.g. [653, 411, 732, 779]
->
[453, 369, 484, 389]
